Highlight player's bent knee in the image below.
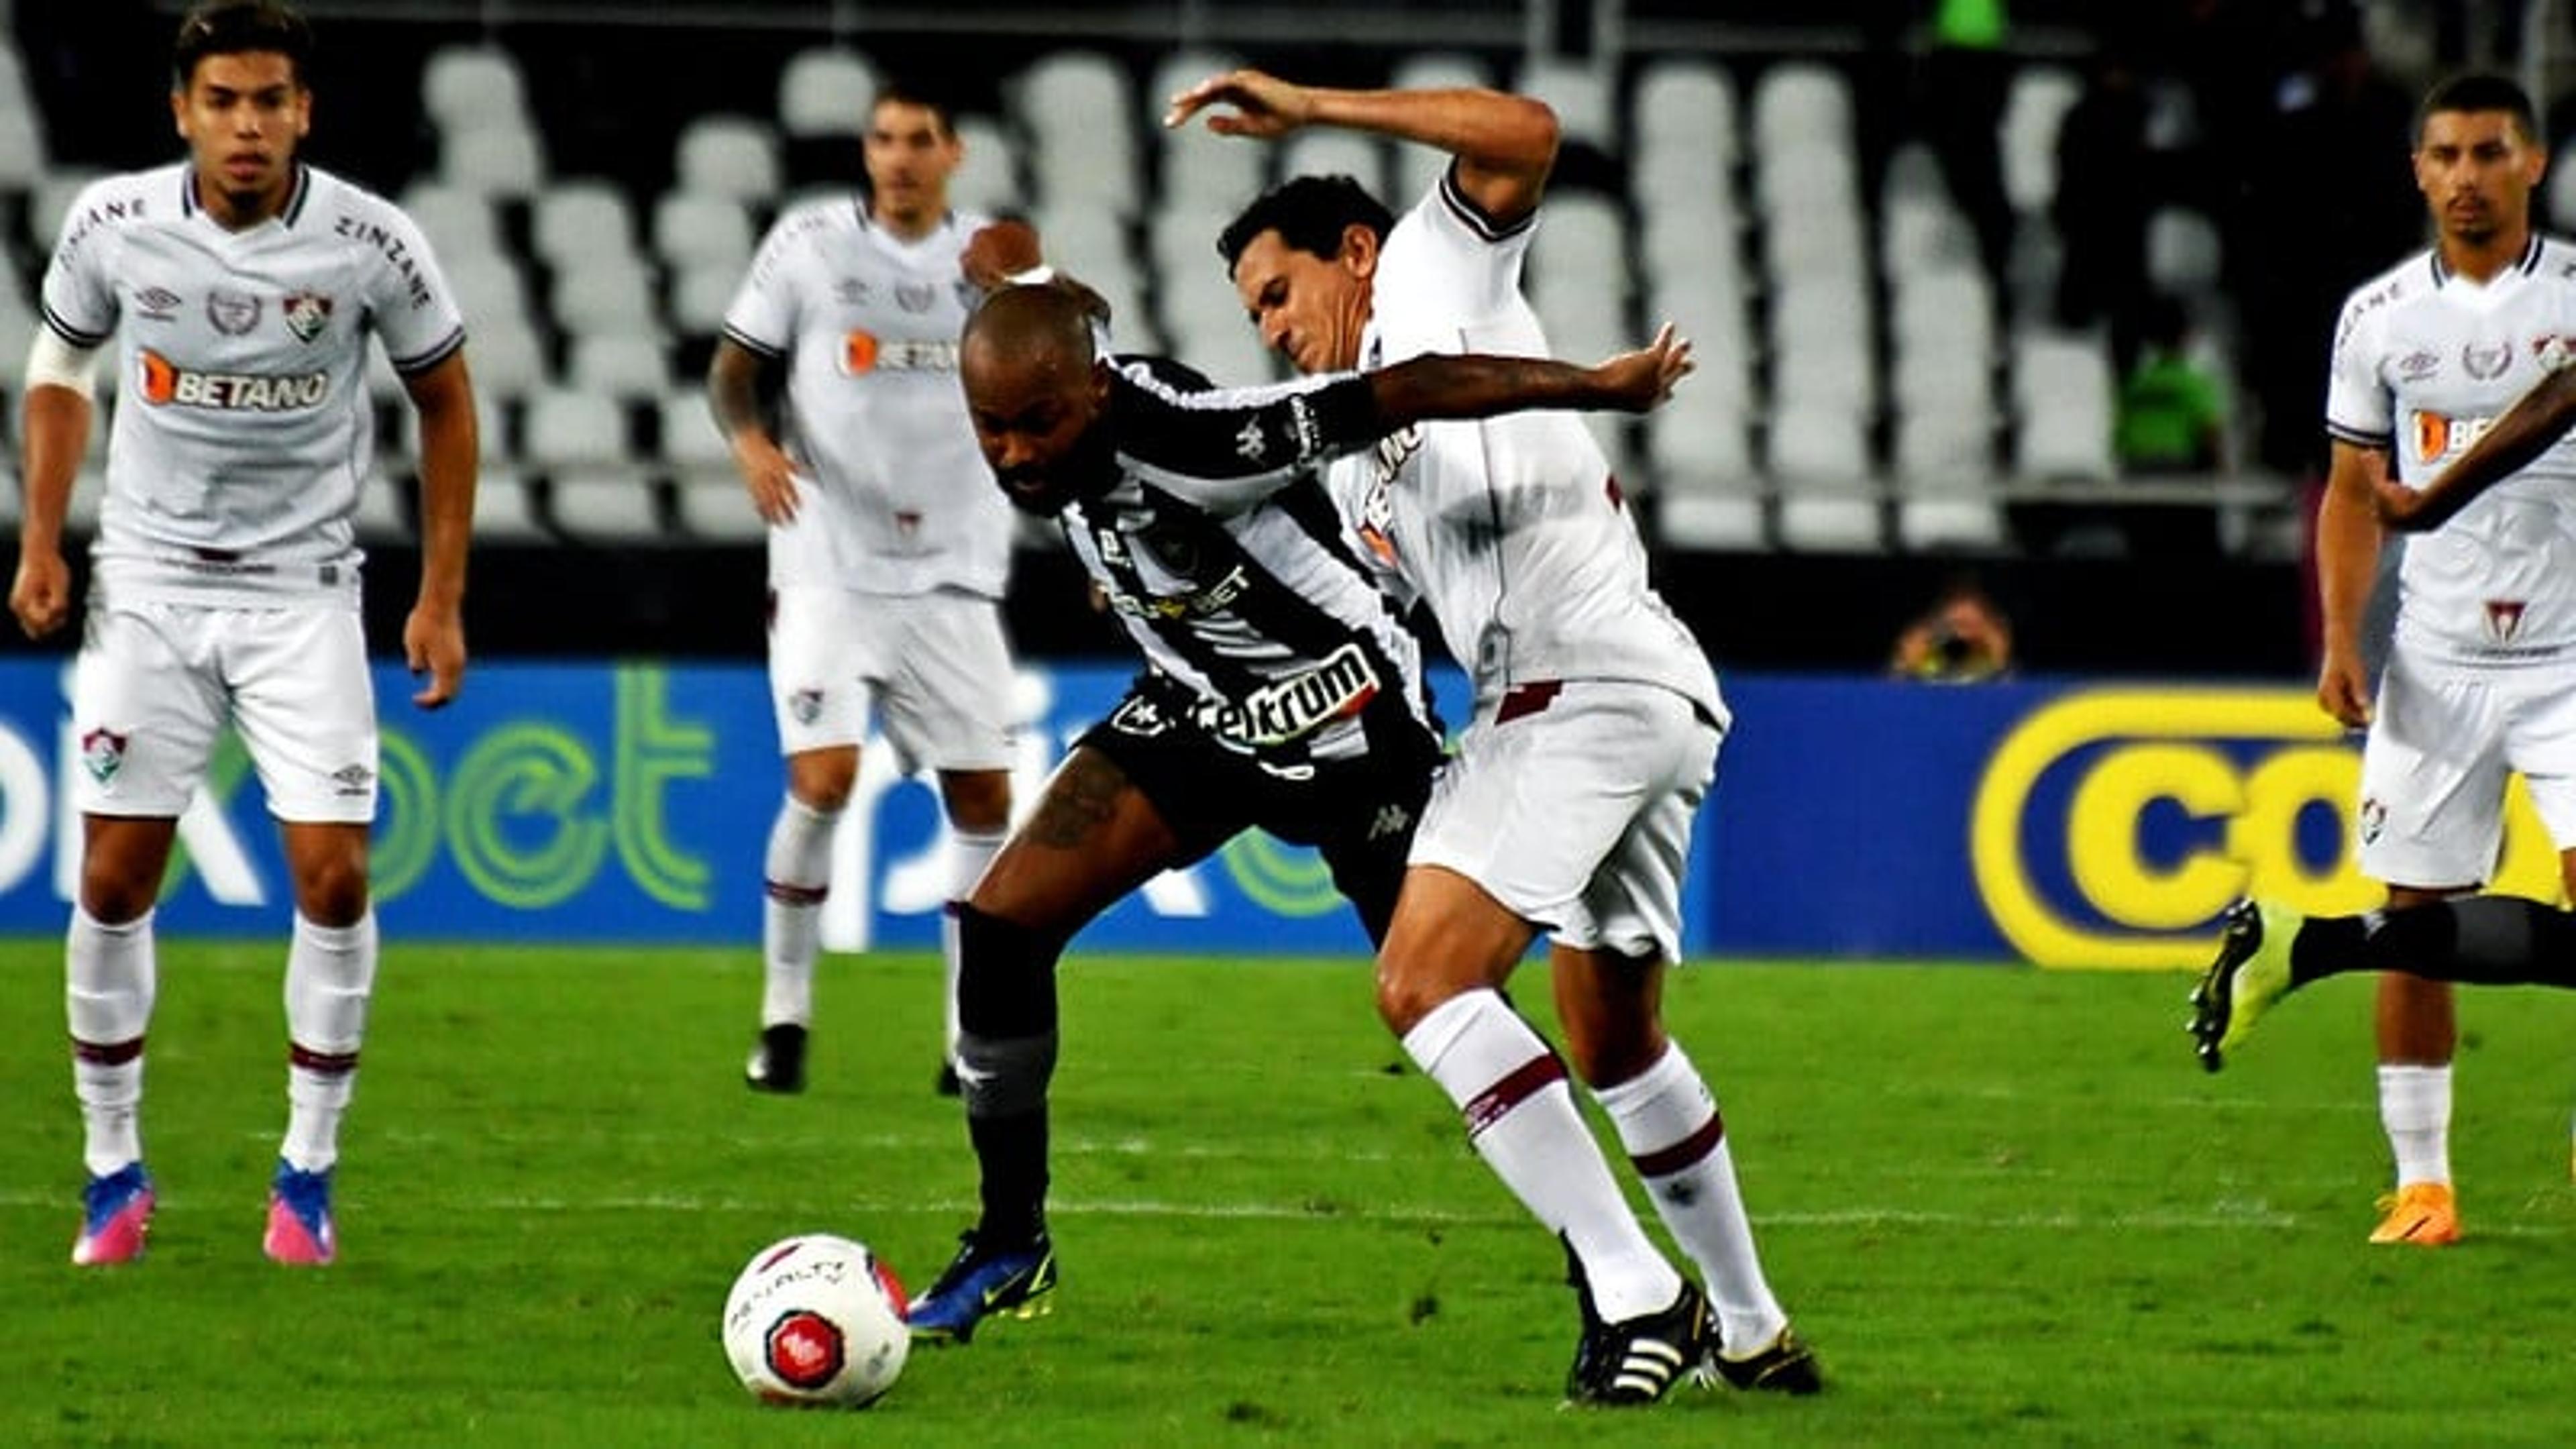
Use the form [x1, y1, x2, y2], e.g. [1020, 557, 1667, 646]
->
[955, 904, 1061, 1038]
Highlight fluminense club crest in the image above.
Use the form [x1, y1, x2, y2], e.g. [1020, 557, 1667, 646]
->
[80, 727, 127, 784]
[282, 291, 334, 343]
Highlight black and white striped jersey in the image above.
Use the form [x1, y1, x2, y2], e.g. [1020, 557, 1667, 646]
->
[1058, 356, 1440, 767]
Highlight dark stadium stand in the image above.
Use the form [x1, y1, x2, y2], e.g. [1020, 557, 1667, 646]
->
[2, 2, 2427, 675]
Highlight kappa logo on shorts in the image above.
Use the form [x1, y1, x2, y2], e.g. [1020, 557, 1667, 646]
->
[330, 763, 375, 796]
[1367, 804, 1411, 841]
[80, 728, 127, 785]
[789, 688, 825, 726]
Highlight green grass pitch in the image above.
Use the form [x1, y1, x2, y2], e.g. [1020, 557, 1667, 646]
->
[5, 939, 2575, 1447]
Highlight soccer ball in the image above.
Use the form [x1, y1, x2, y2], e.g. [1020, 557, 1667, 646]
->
[721, 1234, 910, 1408]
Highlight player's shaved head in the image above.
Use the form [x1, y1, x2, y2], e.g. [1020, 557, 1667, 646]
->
[961, 283, 1115, 516]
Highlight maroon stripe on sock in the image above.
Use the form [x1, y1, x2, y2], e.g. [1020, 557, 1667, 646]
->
[1631, 1110, 1726, 1179]
[290, 1044, 360, 1075]
[72, 1036, 144, 1065]
[1463, 1053, 1568, 1138]
[765, 879, 828, 906]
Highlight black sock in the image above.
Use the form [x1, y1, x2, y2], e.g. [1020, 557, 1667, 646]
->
[968, 1108, 1050, 1247]
[2347, 896, 2576, 987]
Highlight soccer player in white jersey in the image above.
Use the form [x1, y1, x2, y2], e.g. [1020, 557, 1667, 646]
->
[7, 0, 478, 1267]
[904, 280, 1690, 1346]
[709, 80, 1038, 1097]
[2192, 74, 2576, 1247]
[1172, 70, 1817, 1401]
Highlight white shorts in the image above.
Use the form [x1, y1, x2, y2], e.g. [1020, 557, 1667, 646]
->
[1409, 679, 1719, 962]
[2358, 650, 2576, 887]
[72, 600, 378, 823]
[768, 586, 1016, 773]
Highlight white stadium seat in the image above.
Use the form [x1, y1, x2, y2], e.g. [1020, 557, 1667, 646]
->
[778, 48, 877, 139]
[675, 116, 784, 205]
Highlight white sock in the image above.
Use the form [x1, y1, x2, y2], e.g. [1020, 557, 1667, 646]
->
[761, 795, 841, 1027]
[945, 827, 1006, 1063]
[1403, 989, 1680, 1322]
[68, 906, 156, 1178]
[282, 912, 376, 1174]
[2379, 1063, 2453, 1187]
[1596, 1044, 1787, 1350]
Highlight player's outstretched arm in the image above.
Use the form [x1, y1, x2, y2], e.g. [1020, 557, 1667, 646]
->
[2375, 365, 2576, 531]
[9, 359, 92, 641]
[403, 350, 476, 708]
[1165, 68, 1558, 223]
[1365, 325, 1694, 431]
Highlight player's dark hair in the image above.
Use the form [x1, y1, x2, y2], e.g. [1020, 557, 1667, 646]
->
[2418, 72, 2538, 146]
[1218, 175, 1395, 273]
[174, 1, 314, 89]
[872, 77, 959, 140]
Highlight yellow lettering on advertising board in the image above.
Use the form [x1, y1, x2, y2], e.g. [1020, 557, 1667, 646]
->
[1973, 689, 2564, 969]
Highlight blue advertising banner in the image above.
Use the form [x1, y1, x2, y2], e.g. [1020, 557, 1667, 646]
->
[1, 659, 2555, 963]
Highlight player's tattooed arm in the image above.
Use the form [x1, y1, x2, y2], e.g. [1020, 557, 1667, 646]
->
[707, 337, 801, 525]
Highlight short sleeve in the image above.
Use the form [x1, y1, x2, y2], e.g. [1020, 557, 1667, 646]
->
[722, 215, 806, 358]
[2323, 290, 2390, 448]
[1372, 165, 1536, 346]
[39, 180, 122, 347]
[367, 204, 468, 374]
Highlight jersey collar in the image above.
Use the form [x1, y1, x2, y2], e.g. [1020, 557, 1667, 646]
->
[180, 161, 312, 231]
[2429, 230, 2542, 288]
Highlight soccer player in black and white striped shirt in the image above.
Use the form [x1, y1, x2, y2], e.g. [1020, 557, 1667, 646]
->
[905, 279, 1691, 1342]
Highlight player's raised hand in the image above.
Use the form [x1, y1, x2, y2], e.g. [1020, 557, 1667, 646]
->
[961, 219, 1044, 290]
[405, 603, 467, 710]
[9, 547, 70, 639]
[729, 430, 802, 526]
[1164, 68, 1312, 138]
[1593, 323, 1695, 412]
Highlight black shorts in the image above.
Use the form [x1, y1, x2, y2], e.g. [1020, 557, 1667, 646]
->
[1076, 684, 1440, 946]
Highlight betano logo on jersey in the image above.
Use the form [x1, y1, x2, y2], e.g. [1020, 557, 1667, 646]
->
[839, 331, 958, 375]
[1970, 688, 2564, 969]
[136, 348, 327, 412]
[2410, 409, 2495, 467]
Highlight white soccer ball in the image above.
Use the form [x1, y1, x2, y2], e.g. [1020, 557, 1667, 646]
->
[722, 1234, 910, 1408]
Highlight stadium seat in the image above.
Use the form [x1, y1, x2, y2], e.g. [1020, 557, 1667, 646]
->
[353, 474, 411, 543]
[1768, 402, 1884, 552]
[531, 180, 639, 268]
[1016, 52, 1140, 217]
[2002, 64, 2082, 217]
[652, 192, 756, 273]
[672, 471, 770, 543]
[0, 107, 46, 189]
[549, 469, 668, 544]
[1156, 48, 1265, 214]
[657, 390, 731, 481]
[952, 113, 1025, 216]
[1391, 53, 1494, 203]
[1750, 61, 1854, 154]
[1632, 58, 1737, 172]
[568, 333, 670, 400]
[465, 321, 549, 402]
[1895, 493, 2008, 553]
[778, 47, 877, 139]
[667, 261, 741, 339]
[1513, 56, 1617, 153]
[398, 182, 505, 264]
[675, 116, 784, 205]
[1656, 490, 1768, 551]
[25, 168, 99, 250]
[439, 124, 546, 198]
[549, 259, 663, 341]
[470, 470, 549, 543]
[1278, 130, 1389, 210]
[396, 386, 515, 466]
[422, 47, 531, 134]
[524, 388, 630, 472]
[440, 253, 533, 330]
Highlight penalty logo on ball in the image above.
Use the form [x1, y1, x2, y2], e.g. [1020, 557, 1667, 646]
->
[763, 1309, 847, 1391]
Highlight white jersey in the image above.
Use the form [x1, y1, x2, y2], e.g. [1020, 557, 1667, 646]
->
[41, 162, 465, 608]
[1338, 172, 1724, 722]
[2328, 234, 2576, 666]
[723, 200, 1010, 599]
